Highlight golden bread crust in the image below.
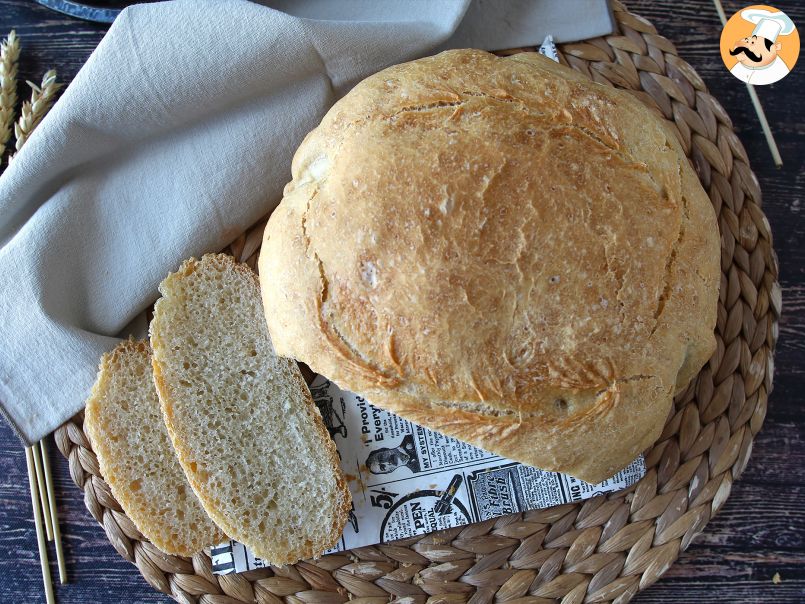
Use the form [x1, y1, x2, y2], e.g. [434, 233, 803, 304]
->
[259, 50, 720, 483]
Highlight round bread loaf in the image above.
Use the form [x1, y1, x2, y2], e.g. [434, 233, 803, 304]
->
[258, 49, 720, 483]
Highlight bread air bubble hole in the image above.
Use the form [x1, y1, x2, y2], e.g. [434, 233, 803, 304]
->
[554, 398, 569, 413]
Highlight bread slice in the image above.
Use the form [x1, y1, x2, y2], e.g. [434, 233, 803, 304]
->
[150, 254, 350, 565]
[84, 339, 226, 556]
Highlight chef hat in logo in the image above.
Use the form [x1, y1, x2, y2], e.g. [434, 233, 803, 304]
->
[741, 8, 796, 42]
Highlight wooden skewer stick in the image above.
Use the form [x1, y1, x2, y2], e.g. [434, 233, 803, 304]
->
[40, 438, 67, 584]
[25, 447, 56, 604]
[31, 441, 53, 541]
[711, 0, 783, 167]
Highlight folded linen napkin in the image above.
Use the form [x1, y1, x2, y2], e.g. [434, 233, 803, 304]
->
[0, 0, 613, 444]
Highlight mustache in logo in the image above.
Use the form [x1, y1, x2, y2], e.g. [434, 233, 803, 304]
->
[730, 46, 763, 62]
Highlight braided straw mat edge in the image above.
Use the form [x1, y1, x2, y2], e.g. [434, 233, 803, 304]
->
[54, 2, 781, 603]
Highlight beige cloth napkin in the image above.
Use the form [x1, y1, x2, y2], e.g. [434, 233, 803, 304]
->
[0, 0, 612, 444]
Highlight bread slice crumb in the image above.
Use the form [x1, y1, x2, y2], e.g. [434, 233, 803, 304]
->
[150, 254, 350, 565]
[85, 339, 226, 556]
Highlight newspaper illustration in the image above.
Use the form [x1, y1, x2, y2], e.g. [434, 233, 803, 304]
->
[210, 376, 646, 574]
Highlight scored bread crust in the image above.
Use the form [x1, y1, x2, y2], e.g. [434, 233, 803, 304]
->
[84, 339, 227, 556]
[258, 49, 720, 483]
[150, 254, 351, 565]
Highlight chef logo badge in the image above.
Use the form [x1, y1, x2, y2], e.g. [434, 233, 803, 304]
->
[721, 5, 799, 85]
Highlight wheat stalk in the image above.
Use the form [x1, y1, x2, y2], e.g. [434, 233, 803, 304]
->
[13, 69, 62, 157]
[0, 30, 20, 159]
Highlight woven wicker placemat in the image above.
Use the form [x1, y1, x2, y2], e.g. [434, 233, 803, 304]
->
[53, 2, 781, 602]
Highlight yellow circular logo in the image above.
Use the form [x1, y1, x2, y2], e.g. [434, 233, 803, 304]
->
[720, 5, 799, 85]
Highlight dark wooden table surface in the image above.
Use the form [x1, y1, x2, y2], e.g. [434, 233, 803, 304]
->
[0, 1, 802, 602]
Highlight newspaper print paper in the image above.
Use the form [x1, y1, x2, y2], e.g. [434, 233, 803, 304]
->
[538, 34, 559, 62]
[210, 376, 645, 574]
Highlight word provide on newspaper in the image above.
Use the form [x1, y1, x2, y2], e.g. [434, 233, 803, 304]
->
[210, 376, 645, 574]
